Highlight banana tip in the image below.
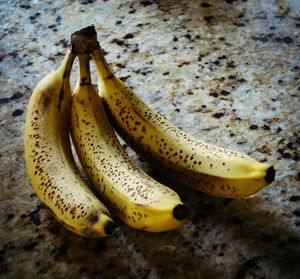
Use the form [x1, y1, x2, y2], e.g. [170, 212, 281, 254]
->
[104, 220, 115, 235]
[173, 204, 189, 221]
[265, 166, 275, 184]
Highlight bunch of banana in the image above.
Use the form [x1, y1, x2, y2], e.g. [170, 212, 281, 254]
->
[24, 51, 115, 237]
[84, 27, 276, 199]
[69, 30, 188, 232]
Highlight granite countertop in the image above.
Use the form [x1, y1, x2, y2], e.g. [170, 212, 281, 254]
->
[1, 0, 299, 278]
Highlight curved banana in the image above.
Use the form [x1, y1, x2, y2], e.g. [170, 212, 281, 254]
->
[24, 51, 114, 237]
[91, 40, 275, 199]
[70, 53, 188, 232]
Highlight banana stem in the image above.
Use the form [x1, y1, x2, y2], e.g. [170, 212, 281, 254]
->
[77, 54, 92, 85]
[64, 52, 76, 80]
[56, 51, 75, 80]
[56, 51, 76, 112]
[92, 48, 113, 79]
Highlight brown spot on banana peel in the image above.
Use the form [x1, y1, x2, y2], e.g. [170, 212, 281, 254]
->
[80, 81, 92, 86]
[106, 73, 115, 79]
[88, 213, 100, 225]
[41, 91, 51, 110]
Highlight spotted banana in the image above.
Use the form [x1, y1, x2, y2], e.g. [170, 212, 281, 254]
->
[24, 51, 114, 237]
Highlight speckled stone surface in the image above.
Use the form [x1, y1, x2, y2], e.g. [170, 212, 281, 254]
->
[0, 0, 299, 278]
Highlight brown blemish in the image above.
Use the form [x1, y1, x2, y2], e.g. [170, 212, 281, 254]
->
[89, 214, 99, 224]
[42, 94, 51, 109]
[57, 85, 64, 111]
[106, 73, 114, 79]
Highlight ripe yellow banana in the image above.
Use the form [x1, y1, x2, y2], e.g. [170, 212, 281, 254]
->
[90, 37, 275, 198]
[70, 52, 188, 232]
[24, 51, 114, 237]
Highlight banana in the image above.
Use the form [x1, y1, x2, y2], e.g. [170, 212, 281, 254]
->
[24, 51, 114, 237]
[90, 32, 275, 198]
[70, 50, 188, 232]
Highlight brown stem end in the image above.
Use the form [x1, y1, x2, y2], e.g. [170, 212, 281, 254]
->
[71, 25, 99, 55]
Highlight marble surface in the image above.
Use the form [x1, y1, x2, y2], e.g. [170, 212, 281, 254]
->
[0, 0, 299, 278]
